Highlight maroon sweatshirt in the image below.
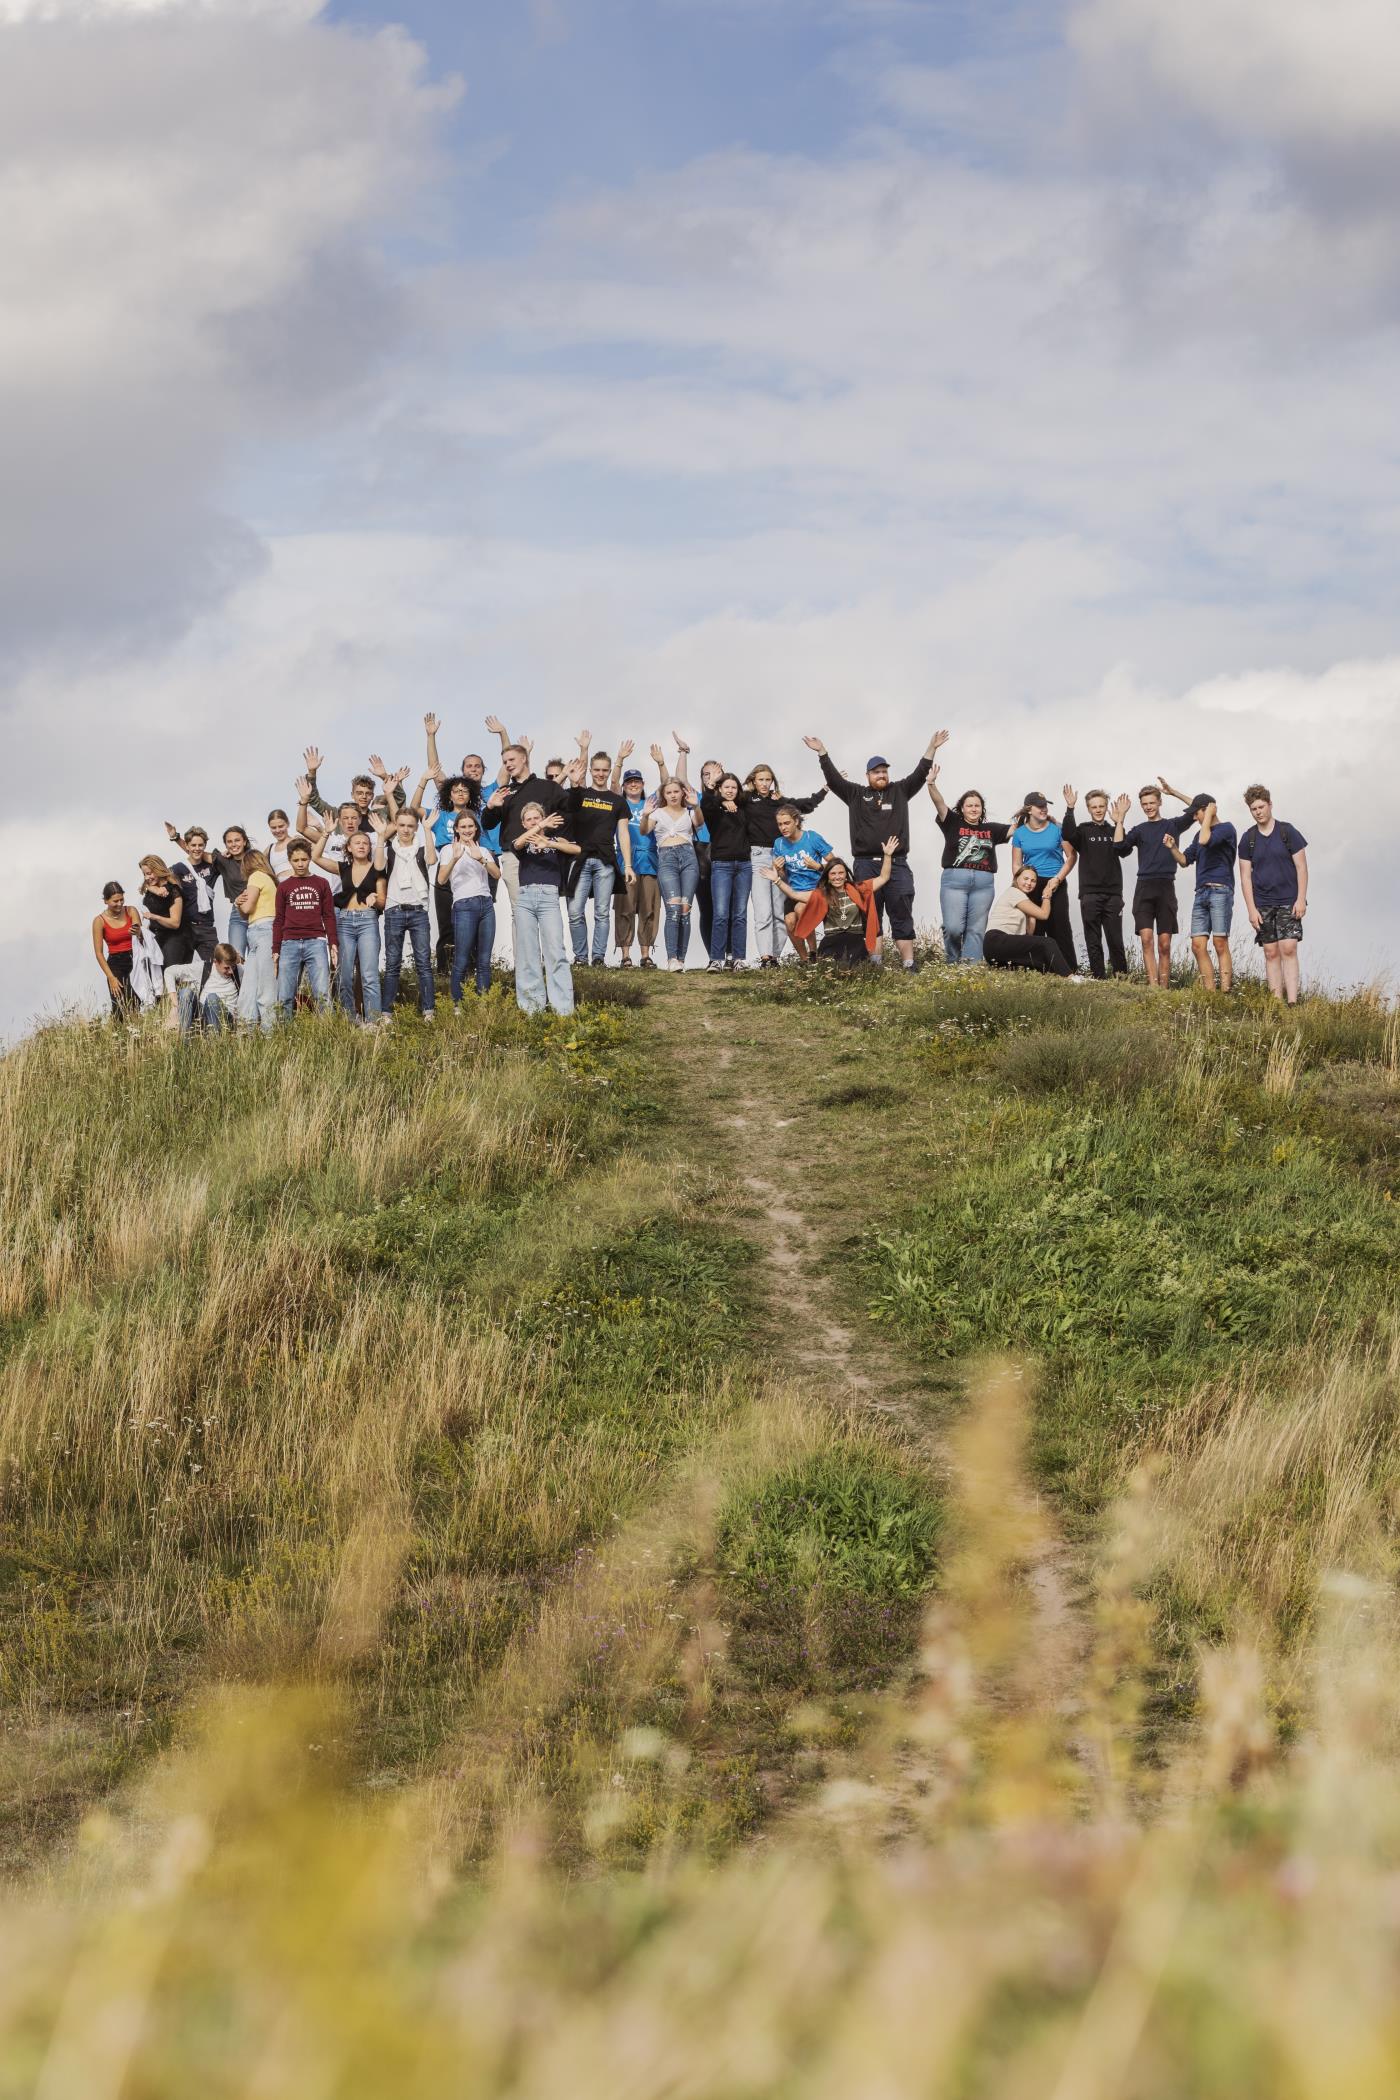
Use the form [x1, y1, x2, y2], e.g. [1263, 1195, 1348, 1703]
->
[272, 872, 336, 955]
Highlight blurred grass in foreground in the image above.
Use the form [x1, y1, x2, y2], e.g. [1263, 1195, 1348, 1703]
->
[7, 1367, 1400, 2100]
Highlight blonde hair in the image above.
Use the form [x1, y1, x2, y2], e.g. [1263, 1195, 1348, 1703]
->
[744, 763, 779, 794]
[139, 855, 176, 885]
[241, 849, 275, 881]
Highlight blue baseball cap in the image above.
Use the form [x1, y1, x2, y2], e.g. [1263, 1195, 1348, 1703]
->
[866, 755, 889, 771]
[622, 768, 644, 784]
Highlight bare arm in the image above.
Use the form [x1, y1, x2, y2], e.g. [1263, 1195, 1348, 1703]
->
[650, 742, 671, 788]
[1292, 847, 1309, 915]
[616, 817, 634, 881]
[611, 738, 633, 795]
[868, 839, 899, 894]
[1157, 775, 1190, 806]
[424, 713, 442, 777]
[672, 730, 690, 786]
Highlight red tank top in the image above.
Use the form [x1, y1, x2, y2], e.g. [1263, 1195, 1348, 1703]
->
[102, 910, 136, 957]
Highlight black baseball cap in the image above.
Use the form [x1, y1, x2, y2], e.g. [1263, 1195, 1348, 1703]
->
[1187, 793, 1215, 818]
[1021, 790, 1050, 809]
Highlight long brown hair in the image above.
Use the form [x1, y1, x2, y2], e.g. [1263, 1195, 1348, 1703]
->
[241, 849, 275, 881]
[743, 763, 780, 797]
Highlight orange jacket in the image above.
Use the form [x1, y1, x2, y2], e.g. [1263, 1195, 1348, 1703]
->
[792, 878, 881, 953]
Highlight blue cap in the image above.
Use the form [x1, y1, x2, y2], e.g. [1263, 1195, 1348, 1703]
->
[866, 755, 889, 771]
[622, 768, 644, 783]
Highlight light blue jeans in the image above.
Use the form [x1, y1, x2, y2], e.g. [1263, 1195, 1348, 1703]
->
[236, 918, 277, 1032]
[277, 937, 331, 1016]
[567, 856, 616, 964]
[940, 868, 996, 964]
[750, 846, 784, 958]
[336, 909, 382, 1020]
[514, 881, 574, 1015]
[657, 843, 699, 963]
[226, 903, 249, 958]
[177, 986, 235, 1036]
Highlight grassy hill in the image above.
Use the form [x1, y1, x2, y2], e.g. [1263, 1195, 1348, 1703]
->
[1, 965, 1398, 2095]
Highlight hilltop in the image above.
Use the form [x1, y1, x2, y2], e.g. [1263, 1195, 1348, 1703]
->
[1, 965, 1398, 2094]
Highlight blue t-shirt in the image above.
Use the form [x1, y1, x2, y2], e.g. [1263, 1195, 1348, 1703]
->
[1011, 821, 1065, 881]
[1181, 820, 1237, 891]
[1122, 817, 1177, 882]
[618, 800, 658, 878]
[772, 828, 832, 894]
[429, 808, 457, 851]
[1239, 820, 1307, 910]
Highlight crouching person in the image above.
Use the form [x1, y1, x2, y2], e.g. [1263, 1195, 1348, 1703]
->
[177, 943, 242, 1035]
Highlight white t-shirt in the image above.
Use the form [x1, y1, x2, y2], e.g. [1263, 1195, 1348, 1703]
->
[448, 849, 492, 902]
[385, 844, 431, 910]
[202, 968, 239, 1008]
[988, 886, 1035, 938]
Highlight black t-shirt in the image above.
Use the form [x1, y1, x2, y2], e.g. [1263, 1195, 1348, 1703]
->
[742, 786, 826, 849]
[700, 792, 751, 862]
[565, 785, 628, 860]
[937, 812, 1011, 873]
[516, 840, 566, 890]
[496, 774, 566, 849]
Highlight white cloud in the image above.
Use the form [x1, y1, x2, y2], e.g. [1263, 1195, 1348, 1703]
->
[0, 2, 453, 659]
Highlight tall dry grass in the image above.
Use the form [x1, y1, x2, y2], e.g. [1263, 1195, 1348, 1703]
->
[6, 1369, 1400, 2098]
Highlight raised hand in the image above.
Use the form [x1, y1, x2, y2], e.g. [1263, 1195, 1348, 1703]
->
[542, 812, 564, 830]
[368, 753, 387, 778]
[672, 730, 690, 754]
[392, 765, 411, 786]
[649, 742, 666, 766]
[1110, 794, 1131, 823]
[1202, 800, 1217, 824]
[424, 712, 439, 736]
[617, 737, 635, 760]
[164, 819, 180, 841]
[932, 728, 950, 751]
[294, 776, 312, 803]
[520, 735, 534, 757]
[802, 735, 827, 755]
[303, 746, 322, 773]
[484, 714, 506, 738]
[929, 764, 940, 786]
[1062, 783, 1077, 808]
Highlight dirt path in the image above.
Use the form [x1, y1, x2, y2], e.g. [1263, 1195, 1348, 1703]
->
[641, 974, 1085, 1710]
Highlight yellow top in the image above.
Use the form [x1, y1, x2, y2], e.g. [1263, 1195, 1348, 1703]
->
[245, 869, 277, 925]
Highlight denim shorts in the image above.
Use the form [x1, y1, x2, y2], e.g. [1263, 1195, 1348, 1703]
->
[1190, 885, 1234, 938]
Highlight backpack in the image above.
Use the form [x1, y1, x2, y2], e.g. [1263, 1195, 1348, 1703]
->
[384, 844, 429, 883]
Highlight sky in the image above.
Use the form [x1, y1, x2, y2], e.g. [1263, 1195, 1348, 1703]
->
[5, 0, 1399, 1028]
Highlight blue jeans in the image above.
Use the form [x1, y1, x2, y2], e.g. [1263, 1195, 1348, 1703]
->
[1191, 886, 1234, 938]
[336, 909, 382, 1019]
[514, 882, 574, 1015]
[236, 918, 277, 1031]
[750, 846, 784, 959]
[567, 856, 616, 964]
[277, 937, 331, 1015]
[451, 894, 496, 999]
[657, 843, 700, 963]
[226, 904, 249, 958]
[940, 868, 996, 963]
[177, 986, 235, 1035]
[383, 904, 434, 1014]
[710, 859, 752, 962]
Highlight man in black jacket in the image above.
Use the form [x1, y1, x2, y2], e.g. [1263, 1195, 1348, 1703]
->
[802, 732, 942, 969]
[1061, 786, 1132, 978]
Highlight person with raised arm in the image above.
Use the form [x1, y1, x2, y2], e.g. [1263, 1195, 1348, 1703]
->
[436, 810, 500, 1006]
[485, 725, 565, 930]
[511, 802, 580, 1015]
[1114, 781, 1179, 988]
[313, 825, 386, 1023]
[926, 742, 1011, 964]
[1163, 790, 1238, 993]
[699, 768, 752, 971]
[380, 799, 438, 1021]
[564, 729, 634, 968]
[984, 865, 1081, 977]
[741, 759, 827, 968]
[167, 821, 252, 953]
[1061, 787, 1132, 980]
[1010, 792, 1077, 971]
[424, 712, 486, 816]
[613, 761, 661, 969]
[272, 840, 337, 1018]
[802, 730, 943, 971]
[766, 803, 834, 961]
[641, 773, 702, 972]
[693, 755, 724, 959]
[299, 745, 403, 828]
[1238, 784, 1308, 1006]
[767, 840, 898, 964]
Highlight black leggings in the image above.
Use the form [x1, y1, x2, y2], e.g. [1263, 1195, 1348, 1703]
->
[984, 928, 1071, 976]
[1029, 874, 1076, 969]
[819, 928, 869, 965]
[106, 952, 136, 1013]
[1079, 890, 1127, 979]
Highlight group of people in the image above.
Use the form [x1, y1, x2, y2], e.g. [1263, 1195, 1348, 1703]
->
[92, 715, 1312, 1031]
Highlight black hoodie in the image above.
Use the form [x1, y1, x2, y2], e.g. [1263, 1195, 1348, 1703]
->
[818, 753, 931, 859]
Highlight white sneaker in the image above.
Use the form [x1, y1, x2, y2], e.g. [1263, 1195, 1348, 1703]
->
[669, 958, 683, 973]
[1068, 973, 1086, 983]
